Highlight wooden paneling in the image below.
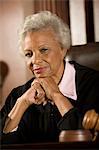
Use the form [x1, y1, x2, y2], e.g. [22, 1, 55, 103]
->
[85, 0, 95, 43]
[33, 0, 69, 25]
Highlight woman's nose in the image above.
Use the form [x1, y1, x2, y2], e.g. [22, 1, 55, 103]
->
[31, 52, 42, 64]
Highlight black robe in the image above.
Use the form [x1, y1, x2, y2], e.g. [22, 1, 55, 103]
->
[1, 61, 99, 144]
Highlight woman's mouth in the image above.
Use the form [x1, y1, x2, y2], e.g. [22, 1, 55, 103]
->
[33, 67, 48, 74]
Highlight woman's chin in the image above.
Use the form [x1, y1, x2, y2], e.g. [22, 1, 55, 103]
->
[34, 73, 51, 78]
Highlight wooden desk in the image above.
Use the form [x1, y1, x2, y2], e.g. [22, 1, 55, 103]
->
[1, 141, 99, 150]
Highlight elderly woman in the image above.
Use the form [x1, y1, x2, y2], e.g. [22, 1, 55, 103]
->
[1, 11, 99, 144]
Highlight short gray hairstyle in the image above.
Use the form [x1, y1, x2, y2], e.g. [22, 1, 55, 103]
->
[19, 11, 71, 52]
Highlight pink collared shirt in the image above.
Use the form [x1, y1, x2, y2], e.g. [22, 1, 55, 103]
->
[59, 61, 77, 100]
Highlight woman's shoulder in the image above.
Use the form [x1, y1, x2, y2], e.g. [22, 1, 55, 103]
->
[69, 61, 99, 75]
[0, 77, 35, 114]
[12, 77, 35, 97]
[69, 61, 99, 87]
[4, 78, 34, 107]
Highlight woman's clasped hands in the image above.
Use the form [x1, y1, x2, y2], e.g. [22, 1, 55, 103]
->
[22, 77, 60, 106]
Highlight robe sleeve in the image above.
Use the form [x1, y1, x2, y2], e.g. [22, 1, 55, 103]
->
[0, 88, 18, 134]
[57, 107, 82, 130]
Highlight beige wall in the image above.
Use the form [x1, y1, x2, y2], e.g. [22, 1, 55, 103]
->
[0, 0, 33, 108]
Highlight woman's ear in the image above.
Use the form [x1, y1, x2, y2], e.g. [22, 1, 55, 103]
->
[61, 48, 68, 59]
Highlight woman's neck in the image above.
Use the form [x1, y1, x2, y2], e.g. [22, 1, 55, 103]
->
[53, 60, 65, 85]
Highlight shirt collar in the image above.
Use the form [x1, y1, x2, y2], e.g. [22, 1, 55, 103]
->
[58, 61, 77, 100]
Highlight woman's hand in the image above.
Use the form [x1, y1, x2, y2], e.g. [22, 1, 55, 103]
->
[38, 77, 73, 116]
[20, 79, 46, 106]
[37, 77, 60, 101]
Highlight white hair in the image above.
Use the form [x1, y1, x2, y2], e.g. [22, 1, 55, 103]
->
[19, 11, 71, 52]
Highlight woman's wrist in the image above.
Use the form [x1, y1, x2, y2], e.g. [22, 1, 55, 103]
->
[52, 91, 73, 116]
[4, 97, 31, 133]
[18, 97, 31, 107]
[52, 90, 62, 101]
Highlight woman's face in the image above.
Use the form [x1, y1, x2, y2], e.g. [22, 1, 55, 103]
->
[23, 27, 67, 83]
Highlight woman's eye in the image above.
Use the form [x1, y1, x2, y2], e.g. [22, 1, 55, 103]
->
[25, 52, 33, 58]
[40, 48, 48, 53]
